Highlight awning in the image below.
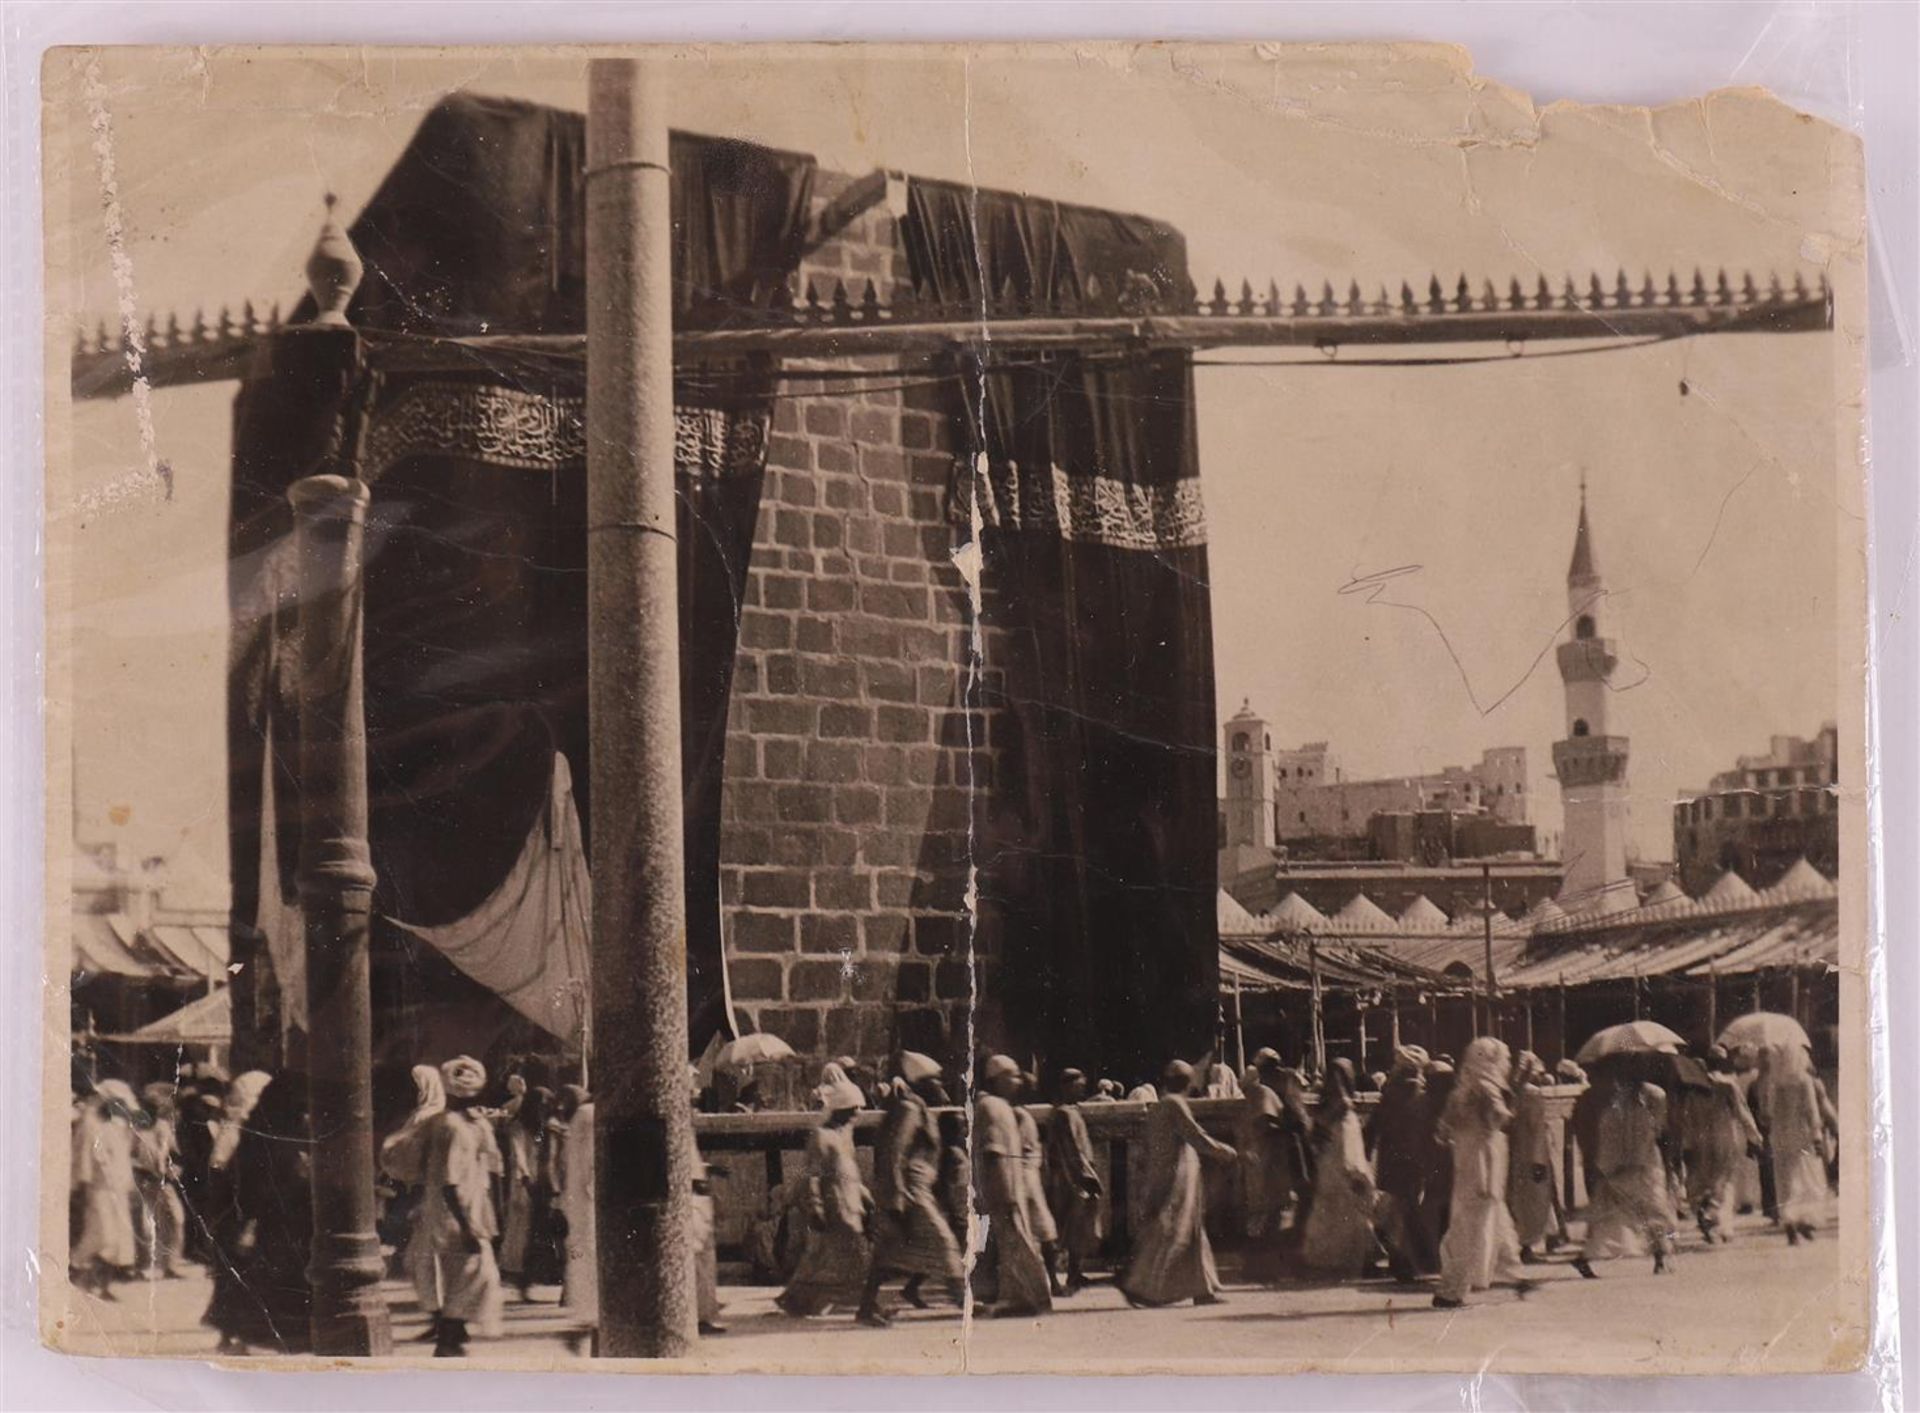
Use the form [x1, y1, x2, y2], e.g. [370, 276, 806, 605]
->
[101, 986, 231, 1045]
[1221, 932, 1454, 994]
[144, 924, 231, 979]
[72, 913, 154, 978]
[1499, 899, 1838, 988]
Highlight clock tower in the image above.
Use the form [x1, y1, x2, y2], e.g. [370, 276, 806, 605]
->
[1223, 700, 1275, 849]
[1551, 481, 1637, 914]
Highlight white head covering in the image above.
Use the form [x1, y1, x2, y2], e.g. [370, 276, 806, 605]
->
[983, 1054, 1019, 1084]
[1769, 1041, 1813, 1080]
[816, 1061, 865, 1113]
[441, 1055, 487, 1100]
[897, 1051, 941, 1085]
[409, 1064, 447, 1117]
[1459, 1036, 1511, 1089]
[94, 1079, 140, 1114]
[1204, 1062, 1242, 1098]
[211, 1072, 273, 1170]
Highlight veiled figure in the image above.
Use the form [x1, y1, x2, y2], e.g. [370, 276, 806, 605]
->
[1582, 1068, 1677, 1267]
[1753, 1043, 1834, 1243]
[1677, 1047, 1763, 1243]
[1299, 1061, 1377, 1277]
[1434, 1038, 1527, 1307]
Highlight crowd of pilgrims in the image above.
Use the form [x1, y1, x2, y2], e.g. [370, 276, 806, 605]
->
[67, 1031, 1838, 1352]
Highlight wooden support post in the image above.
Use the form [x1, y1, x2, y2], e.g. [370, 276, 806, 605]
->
[1557, 975, 1568, 1065]
[1481, 861, 1497, 1038]
[1232, 973, 1247, 1074]
[1707, 962, 1718, 1046]
[586, 55, 698, 1359]
[1308, 939, 1326, 1076]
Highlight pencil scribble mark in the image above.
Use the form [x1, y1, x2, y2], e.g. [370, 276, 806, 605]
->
[1338, 564, 1649, 718]
[1690, 465, 1756, 579]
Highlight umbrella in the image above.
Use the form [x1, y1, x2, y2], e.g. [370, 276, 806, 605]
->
[1575, 1020, 1686, 1066]
[1717, 1012, 1810, 1056]
[714, 1032, 797, 1073]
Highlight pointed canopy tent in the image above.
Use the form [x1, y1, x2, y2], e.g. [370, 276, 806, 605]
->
[1265, 891, 1328, 930]
[1217, 888, 1266, 939]
[1765, 857, 1837, 902]
[1331, 892, 1396, 931]
[1702, 870, 1761, 908]
[1523, 895, 1568, 926]
[102, 986, 232, 1046]
[1398, 894, 1450, 932]
[1642, 878, 1687, 908]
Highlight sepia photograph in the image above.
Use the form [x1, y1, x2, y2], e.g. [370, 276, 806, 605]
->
[39, 41, 1870, 1375]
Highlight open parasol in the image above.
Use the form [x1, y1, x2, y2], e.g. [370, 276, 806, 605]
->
[713, 1032, 797, 1073]
[1716, 1012, 1811, 1056]
[1575, 1019, 1686, 1066]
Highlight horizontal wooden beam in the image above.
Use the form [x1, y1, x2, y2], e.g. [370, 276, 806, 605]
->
[68, 268, 1831, 400]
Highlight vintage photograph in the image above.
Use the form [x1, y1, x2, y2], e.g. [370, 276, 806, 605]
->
[40, 43, 1868, 1374]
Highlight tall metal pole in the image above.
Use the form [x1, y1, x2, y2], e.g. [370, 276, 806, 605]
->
[585, 56, 698, 1359]
[290, 470, 391, 1357]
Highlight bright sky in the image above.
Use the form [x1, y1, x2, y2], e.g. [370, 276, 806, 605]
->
[47, 45, 1858, 903]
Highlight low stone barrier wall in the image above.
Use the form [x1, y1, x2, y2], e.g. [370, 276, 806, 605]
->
[694, 1087, 1588, 1268]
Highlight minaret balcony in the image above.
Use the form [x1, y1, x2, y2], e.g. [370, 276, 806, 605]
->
[1556, 637, 1618, 682]
[1553, 734, 1630, 786]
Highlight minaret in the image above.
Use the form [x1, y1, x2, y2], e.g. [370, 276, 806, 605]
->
[1223, 700, 1275, 849]
[1551, 481, 1636, 913]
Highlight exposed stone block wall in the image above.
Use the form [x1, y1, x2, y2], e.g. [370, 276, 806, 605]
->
[717, 171, 992, 1070]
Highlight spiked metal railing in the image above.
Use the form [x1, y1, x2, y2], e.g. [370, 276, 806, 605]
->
[70, 266, 1831, 400]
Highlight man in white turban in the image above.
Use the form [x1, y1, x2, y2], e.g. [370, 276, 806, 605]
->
[420, 1056, 503, 1355]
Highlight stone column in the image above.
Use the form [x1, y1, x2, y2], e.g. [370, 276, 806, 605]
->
[289, 469, 392, 1357]
[584, 55, 699, 1358]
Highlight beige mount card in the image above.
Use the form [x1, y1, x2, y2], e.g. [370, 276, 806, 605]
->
[42, 43, 1868, 1374]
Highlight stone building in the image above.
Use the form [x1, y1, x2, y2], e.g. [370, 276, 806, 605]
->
[1672, 725, 1840, 894]
[1259, 742, 1531, 842]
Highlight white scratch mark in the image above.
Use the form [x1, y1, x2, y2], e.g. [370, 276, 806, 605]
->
[80, 54, 168, 515]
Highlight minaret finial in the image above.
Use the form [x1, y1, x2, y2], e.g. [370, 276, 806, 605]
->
[1568, 472, 1598, 585]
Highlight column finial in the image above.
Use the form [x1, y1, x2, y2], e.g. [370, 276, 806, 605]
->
[305, 192, 364, 327]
